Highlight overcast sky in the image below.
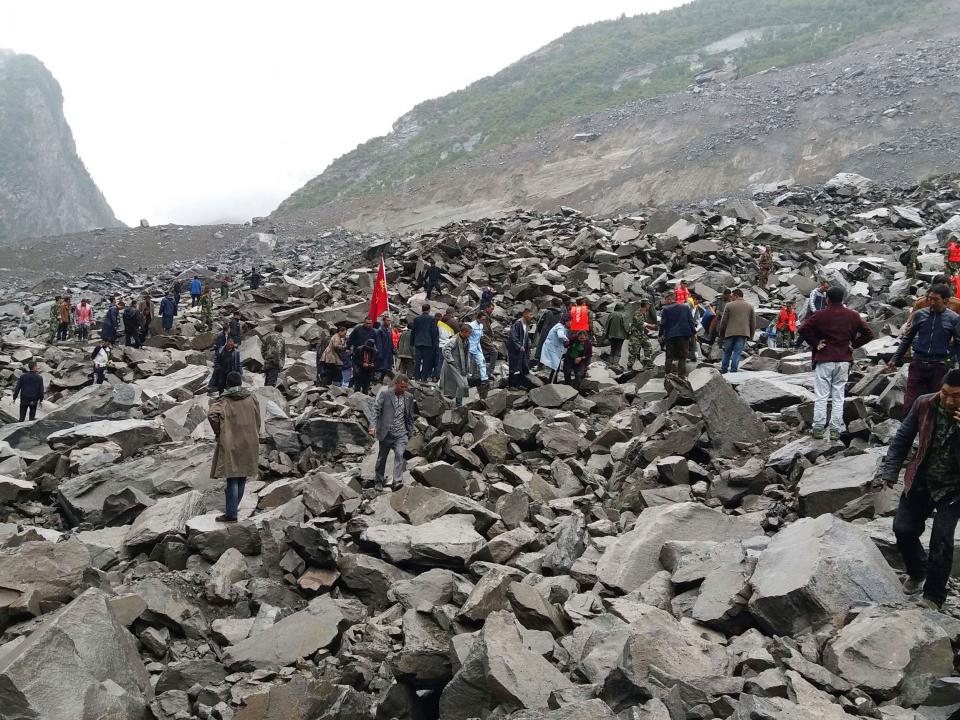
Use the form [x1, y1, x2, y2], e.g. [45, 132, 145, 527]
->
[3, 1, 685, 226]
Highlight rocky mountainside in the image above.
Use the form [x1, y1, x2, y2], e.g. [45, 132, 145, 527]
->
[0, 50, 121, 244]
[273, 0, 960, 233]
[0, 171, 959, 718]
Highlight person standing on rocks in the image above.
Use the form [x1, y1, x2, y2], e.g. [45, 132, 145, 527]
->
[540, 319, 570, 384]
[208, 371, 260, 522]
[757, 246, 773, 287]
[628, 301, 657, 366]
[138, 294, 153, 346]
[56, 296, 71, 343]
[353, 338, 379, 394]
[18, 305, 32, 335]
[718, 289, 756, 374]
[604, 303, 629, 366]
[11, 361, 43, 421]
[674, 280, 691, 305]
[423, 259, 442, 299]
[47, 295, 61, 344]
[228, 310, 242, 346]
[200, 287, 214, 330]
[798, 285, 874, 440]
[369, 373, 415, 491]
[507, 308, 534, 389]
[807, 280, 829, 316]
[534, 298, 563, 367]
[412, 304, 439, 381]
[903, 238, 920, 280]
[211, 338, 242, 394]
[945, 234, 960, 277]
[122, 301, 142, 348]
[775, 302, 798, 348]
[171, 279, 182, 311]
[887, 283, 960, 415]
[319, 326, 347, 386]
[220, 276, 230, 299]
[569, 298, 591, 335]
[659, 290, 696, 378]
[100, 298, 119, 343]
[248, 266, 262, 290]
[190, 275, 202, 306]
[396, 322, 413, 377]
[563, 330, 592, 388]
[74, 299, 92, 341]
[477, 302, 499, 379]
[348, 316, 376, 356]
[881, 369, 960, 610]
[261, 323, 286, 387]
[440, 323, 476, 406]
[159, 293, 177, 333]
[91, 339, 112, 385]
[374, 315, 396, 382]
[708, 289, 732, 346]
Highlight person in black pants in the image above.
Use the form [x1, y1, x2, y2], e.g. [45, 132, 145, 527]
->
[12, 361, 44, 421]
[411, 303, 439, 381]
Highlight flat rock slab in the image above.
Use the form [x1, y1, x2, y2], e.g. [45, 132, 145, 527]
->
[688, 368, 768, 456]
[47, 418, 168, 457]
[528, 384, 578, 408]
[797, 450, 882, 517]
[361, 514, 485, 567]
[125, 490, 206, 550]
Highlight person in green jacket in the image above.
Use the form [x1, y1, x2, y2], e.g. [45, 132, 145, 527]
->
[48, 295, 61, 343]
[200, 287, 214, 329]
[604, 303, 629, 366]
[396, 323, 413, 377]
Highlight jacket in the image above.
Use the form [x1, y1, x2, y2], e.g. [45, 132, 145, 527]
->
[159, 297, 176, 318]
[675, 286, 690, 304]
[261, 332, 286, 367]
[122, 306, 141, 332]
[569, 305, 591, 332]
[397, 329, 413, 359]
[808, 287, 827, 314]
[797, 303, 874, 365]
[440, 335, 475, 398]
[208, 387, 261, 478]
[375, 326, 395, 371]
[776, 309, 797, 333]
[604, 311, 629, 340]
[508, 318, 531, 356]
[892, 307, 960, 365]
[659, 303, 696, 340]
[348, 325, 375, 351]
[59, 302, 70, 323]
[12, 371, 44, 402]
[321, 333, 346, 365]
[370, 387, 416, 441]
[75, 304, 91, 324]
[92, 346, 112, 369]
[719, 299, 756, 339]
[540, 323, 569, 371]
[190, 279, 202, 295]
[411, 313, 439, 348]
[217, 348, 242, 376]
[101, 305, 119, 341]
[228, 319, 242, 344]
[425, 265, 441, 286]
[535, 308, 562, 352]
[881, 393, 960, 496]
[948, 241, 960, 263]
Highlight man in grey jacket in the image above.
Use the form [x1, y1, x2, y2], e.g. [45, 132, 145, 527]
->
[369, 374, 416, 490]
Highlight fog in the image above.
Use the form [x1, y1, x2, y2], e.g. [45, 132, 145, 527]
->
[2, 0, 685, 227]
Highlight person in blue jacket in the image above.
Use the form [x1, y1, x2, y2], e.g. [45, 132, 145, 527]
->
[658, 290, 697, 378]
[190, 275, 203, 306]
[374, 315, 396, 381]
[159, 293, 177, 333]
[100, 298, 119, 342]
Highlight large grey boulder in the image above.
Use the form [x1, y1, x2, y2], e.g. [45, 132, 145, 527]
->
[736, 378, 814, 411]
[797, 450, 882, 517]
[388, 609, 453, 688]
[688, 368, 768, 456]
[124, 490, 206, 550]
[0, 588, 152, 720]
[361, 514, 485, 567]
[528, 383, 578, 408]
[823, 606, 955, 700]
[224, 595, 345, 669]
[136, 365, 208, 399]
[749, 515, 904, 634]
[410, 461, 467, 496]
[596, 503, 762, 593]
[0, 538, 92, 610]
[338, 552, 413, 610]
[47, 418, 168, 457]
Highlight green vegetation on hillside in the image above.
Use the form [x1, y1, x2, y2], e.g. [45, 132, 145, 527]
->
[279, 0, 935, 213]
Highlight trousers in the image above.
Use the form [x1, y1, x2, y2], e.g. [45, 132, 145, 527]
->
[264, 365, 279, 387]
[609, 338, 625, 364]
[812, 361, 849, 432]
[469, 346, 488, 381]
[903, 360, 947, 418]
[720, 335, 747, 373]
[413, 346, 435, 380]
[375, 433, 407, 487]
[224, 477, 246, 520]
[94, 367, 107, 384]
[894, 487, 960, 605]
[19, 400, 38, 422]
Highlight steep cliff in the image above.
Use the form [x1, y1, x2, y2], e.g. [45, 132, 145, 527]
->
[0, 50, 121, 244]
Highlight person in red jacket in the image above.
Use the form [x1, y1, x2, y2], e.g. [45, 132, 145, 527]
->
[675, 280, 690, 305]
[569, 298, 591, 333]
[946, 234, 960, 276]
[775, 302, 797, 348]
[798, 286, 874, 440]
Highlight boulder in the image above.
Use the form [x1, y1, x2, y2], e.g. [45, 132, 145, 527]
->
[124, 490, 206, 550]
[388, 609, 453, 687]
[797, 450, 881, 517]
[748, 515, 903, 634]
[528, 384, 578, 408]
[186, 513, 261, 561]
[596, 503, 762, 593]
[47, 418, 168, 457]
[688, 368, 768, 456]
[410, 461, 467, 496]
[361, 514, 485, 567]
[337, 552, 413, 610]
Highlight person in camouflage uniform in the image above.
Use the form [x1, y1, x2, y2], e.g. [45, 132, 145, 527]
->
[261, 323, 286, 387]
[200, 286, 214, 330]
[628, 301, 655, 366]
[220, 276, 230, 299]
[905, 240, 920, 280]
[48, 295, 61, 343]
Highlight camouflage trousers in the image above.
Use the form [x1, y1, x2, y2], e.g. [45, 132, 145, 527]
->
[628, 331, 653, 365]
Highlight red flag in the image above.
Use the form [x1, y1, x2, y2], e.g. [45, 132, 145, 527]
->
[369, 255, 389, 321]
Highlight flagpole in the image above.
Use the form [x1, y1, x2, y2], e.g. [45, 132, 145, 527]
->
[382, 254, 392, 317]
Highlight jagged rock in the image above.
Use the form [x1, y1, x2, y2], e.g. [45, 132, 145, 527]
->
[361, 514, 485, 567]
[0, 589, 152, 720]
[124, 490, 205, 550]
[186, 513, 261, 561]
[688, 368, 768, 456]
[410, 460, 467, 495]
[748, 515, 903, 634]
[338, 552, 413, 610]
[529, 383, 578, 408]
[47, 418, 168, 457]
[797, 450, 882, 517]
[206, 547, 250, 601]
[596, 503, 762, 593]
[388, 609, 453, 687]
[0, 538, 92, 612]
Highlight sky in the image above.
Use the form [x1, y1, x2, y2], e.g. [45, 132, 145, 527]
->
[2, 1, 686, 226]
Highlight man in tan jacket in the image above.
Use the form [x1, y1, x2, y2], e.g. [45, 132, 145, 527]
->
[718, 289, 756, 374]
[208, 371, 261, 522]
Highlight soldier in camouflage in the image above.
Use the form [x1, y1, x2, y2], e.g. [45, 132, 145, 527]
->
[261, 323, 286, 387]
[628, 301, 656, 366]
[48, 295, 61, 344]
[200, 287, 214, 330]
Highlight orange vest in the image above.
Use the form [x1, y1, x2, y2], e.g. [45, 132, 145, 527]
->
[675, 286, 690, 304]
[570, 305, 590, 332]
[948, 241, 960, 263]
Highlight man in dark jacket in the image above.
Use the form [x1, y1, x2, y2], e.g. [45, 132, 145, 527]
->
[171, 280, 182, 312]
[507, 308, 533, 388]
[658, 291, 697, 378]
[888, 283, 960, 416]
[881, 370, 960, 609]
[375, 315, 396, 381]
[348, 317, 376, 354]
[101, 299, 120, 343]
[159, 294, 177, 333]
[122, 303, 142, 348]
[211, 338, 242, 394]
[798, 286, 874, 440]
[228, 311, 242, 346]
[369, 374, 416, 490]
[604, 304, 629, 366]
[353, 338, 379, 394]
[12, 361, 44, 421]
[411, 304, 439, 381]
[423, 261, 442, 299]
[534, 298, 563, 366]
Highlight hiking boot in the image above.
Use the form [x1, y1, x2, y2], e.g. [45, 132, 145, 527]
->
[830, 430, 841, 441]
[920, 597, 942, 611]
[903, 576, 924, 595]
[215, 514, 237, 523]
[811, 429, 825, 440]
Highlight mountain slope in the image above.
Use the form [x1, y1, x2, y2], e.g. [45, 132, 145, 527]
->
[0, 50, 121, 244]
[275, 0, 939, 227]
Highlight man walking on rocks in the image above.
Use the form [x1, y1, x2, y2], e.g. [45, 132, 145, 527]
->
[261, 324, 286, 387]
[798, 286, 874, 440]
[441, 323, 476, 405]
[200, 287, 214, 330]
[757, 246, 773, 287]
[422, 259, 441, 299]
[11, 361, 43, 421]
[56, 296, 71, 342]
[808, 280, 829, 315]
[534, 298, 563, 366]
[122, 301, 142, 348]
[159, 293, 177, 333]
[888, 283, 960, 415]
[211, 338, 242, 394]
[628, 301, 656, 366]
[369, 373, 415, 491]
[91, 340, 112, 385]
[604, 304, 629, 366]
[882, 369, 960, 610]
[101, 297, 119, 343]
[208, 371, 260, 523]
[507, 308, 533, 388]
[718, 289, 756, 374]
[411, 304, 439, 381]
[74, 299, 92, 341]
[659, 290, 696, 378]
[375, 315, 396, 382]
[190, 275, 202, 306]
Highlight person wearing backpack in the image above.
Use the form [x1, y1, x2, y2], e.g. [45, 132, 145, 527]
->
[91, 340, 113, 385]
[353, 338, 379, 394]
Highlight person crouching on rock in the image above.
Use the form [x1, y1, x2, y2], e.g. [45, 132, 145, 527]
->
[208, 371, 260, 523]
